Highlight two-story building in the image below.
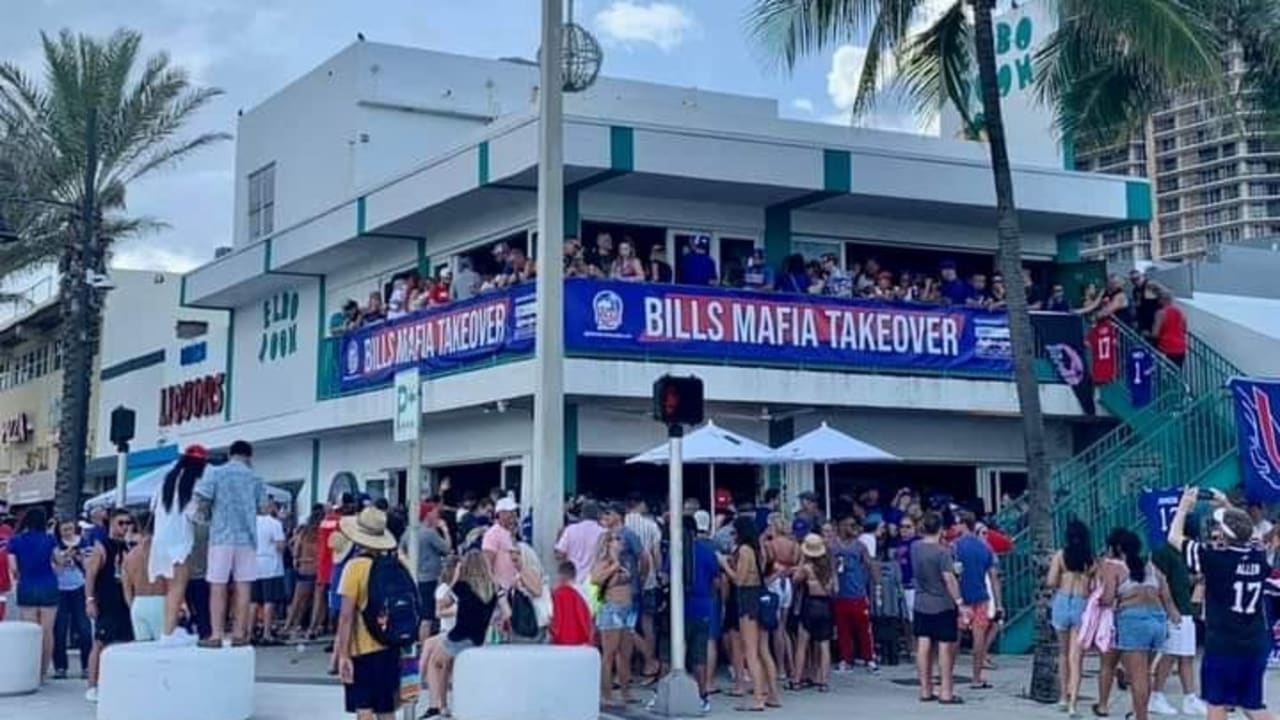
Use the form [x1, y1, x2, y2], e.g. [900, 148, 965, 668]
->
[172, 42, 1149, 516]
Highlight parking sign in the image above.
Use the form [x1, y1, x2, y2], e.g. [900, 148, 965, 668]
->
[393, 369, 420, 443]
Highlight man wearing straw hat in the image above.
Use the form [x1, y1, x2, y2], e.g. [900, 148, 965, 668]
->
[335, 506, 409, 720]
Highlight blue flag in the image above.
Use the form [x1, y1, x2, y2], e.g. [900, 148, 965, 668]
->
[1229, 378, 1280, 503]
[1138, 488, 1183, 549]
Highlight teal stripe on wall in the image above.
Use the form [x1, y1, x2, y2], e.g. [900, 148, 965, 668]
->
[610, 126, 634, 172]
[564, 401, 579, 496]
[823, 149, 852, 193]
[356, 197, 367, 234]
[478, 141, 490, 185]
[1125, 181, 1153, 222]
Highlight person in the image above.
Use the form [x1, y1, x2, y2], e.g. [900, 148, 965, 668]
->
[312, 497, 346, 638]
[482, 496, 519, 595]
[1131, 269, 1159, 336]
[592, 529, 637, 709]
[253, 503, 287, 645]
[1150, 514, 1206, 716]
[335, 506, 406, 720]
[938, 261, 972, 305]
[9, 507, 59, 682]
[123, 511, 168, 642]
[1092, 535, 1131, 718]
[0, 514, 12, 622]
[831, 514, 877, 673]
[149, 445, 208, 641]
[549, 560, 593, 646]
[678, 235, 718, 286]
[1048, 519, 1094, 715]
[1169, 488, 1278, 720]
[284, 505, 323, 637]
[743, 248, 774, 291]
[1077, 274, 1131, 324]
[792, 533, 835, 692]
[1151, 288, 1188, 367]
[416, 502, 453, 636]
[52, 518, 93, 679]
[683, 514, 719, 713]
[610, 239, 646, 282]
[1105, 527, 1178, 720]
[911, 511, 964, 705]
[892, 515, 920, 625]
[194, 439, 268, 648]
[85, 509, 136, 703]
[624, 494, 663, 680]
[951, 512, 1000, 689]
[185, 519, 213, 640]
[509, 541, 548, 643]
[1045, 283, 1071, 312]
[424, 550, 502, 719]
[763, 512, 799, 681]
[872, 538, 907, 666]
[718, 516, 781, 712]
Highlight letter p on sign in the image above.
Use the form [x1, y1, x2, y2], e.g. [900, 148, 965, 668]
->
[393, 369, 420, 443]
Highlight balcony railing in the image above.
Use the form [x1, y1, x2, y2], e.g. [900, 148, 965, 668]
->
[318, 280, 1074, 400]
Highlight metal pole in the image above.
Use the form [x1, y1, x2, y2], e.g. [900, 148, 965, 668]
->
[650, 423, 701, 716]
[406, 435, 422, 581]
[531, 0, 566, 571]
[824, 463, 831, 520]
[113, 445, 128, 508]
[708, 463, 716, 528]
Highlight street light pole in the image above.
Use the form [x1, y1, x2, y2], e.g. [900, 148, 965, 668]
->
[531, 0, 567, 569]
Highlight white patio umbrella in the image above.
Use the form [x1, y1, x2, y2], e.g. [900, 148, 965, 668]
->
[626, 420, 779, 517]
[773, 421, 899, 518]
[83, 462, 293, 512]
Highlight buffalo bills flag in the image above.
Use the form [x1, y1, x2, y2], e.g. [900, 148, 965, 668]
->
[1228, 377, 1280, 503]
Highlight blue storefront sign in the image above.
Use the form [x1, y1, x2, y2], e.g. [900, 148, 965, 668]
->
[563, 280, 1013, 374]
[337, 284, 536, 392]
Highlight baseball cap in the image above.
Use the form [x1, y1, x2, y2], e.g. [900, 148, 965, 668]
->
[495, 496, 519, 514]
[183, 444, 209, 460]
[693, 510, 712, 533]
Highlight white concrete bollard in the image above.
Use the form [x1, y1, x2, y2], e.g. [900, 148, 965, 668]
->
[0, 621, 42, 696]
[97, 643, 255, 720]
[451, 645, 600, 720]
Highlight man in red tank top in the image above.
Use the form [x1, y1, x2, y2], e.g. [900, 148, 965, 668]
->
[1152, 288, 1188, 367]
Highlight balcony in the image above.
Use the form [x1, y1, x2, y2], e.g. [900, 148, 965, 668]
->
[317, 280, 1069, 401]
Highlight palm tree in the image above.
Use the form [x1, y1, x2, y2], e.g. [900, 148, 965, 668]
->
[0, 29, 228, 520]
[748, 0, 1221, 701]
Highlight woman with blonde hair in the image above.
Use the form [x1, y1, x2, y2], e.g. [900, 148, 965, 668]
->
[764, 512, 799, 681]
[509, 541, 549, 643]
[591, 529, 636, 709]
[792, 534, 835, 692]
[423, 550, 503, 719]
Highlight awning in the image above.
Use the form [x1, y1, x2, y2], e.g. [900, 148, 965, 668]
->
[6, 469, 56, 506]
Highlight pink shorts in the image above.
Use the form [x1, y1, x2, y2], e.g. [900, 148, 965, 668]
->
[206, 545, 258, 584]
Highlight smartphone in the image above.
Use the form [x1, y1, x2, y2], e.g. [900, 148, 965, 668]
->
[1197, 489, 1218, 502]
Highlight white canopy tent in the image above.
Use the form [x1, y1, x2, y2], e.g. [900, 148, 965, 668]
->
[773, 422, 899, 517]
[83, 462, 293, 512]
[626, 420, 779, 514]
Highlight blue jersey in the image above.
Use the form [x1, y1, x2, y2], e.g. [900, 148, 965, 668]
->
[1128, 349, 1155, 408]
[1138, 488, 1183, 549]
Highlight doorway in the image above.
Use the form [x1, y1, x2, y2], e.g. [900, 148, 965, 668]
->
[976, 466, 1028, 514]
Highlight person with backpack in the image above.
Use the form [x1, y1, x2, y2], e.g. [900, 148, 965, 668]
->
[336, 507, 420, 720]
[508, 541, 549, 643]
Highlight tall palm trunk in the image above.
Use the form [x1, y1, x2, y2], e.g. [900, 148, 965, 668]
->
[969, 0, 1057, 702]
[53, 110, 100, 521]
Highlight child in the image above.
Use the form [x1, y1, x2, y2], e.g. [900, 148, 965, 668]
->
[549, 561, 593, 646]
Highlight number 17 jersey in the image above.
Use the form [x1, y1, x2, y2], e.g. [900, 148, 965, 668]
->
[1183, 539, 1276, 655]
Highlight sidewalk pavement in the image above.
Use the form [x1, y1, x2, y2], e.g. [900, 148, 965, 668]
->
[2, 645, 1270, 720]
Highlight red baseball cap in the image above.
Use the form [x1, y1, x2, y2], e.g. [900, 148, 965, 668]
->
[184, 444, 209, 460]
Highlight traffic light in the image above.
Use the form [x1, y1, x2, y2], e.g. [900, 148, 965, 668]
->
[109, 405, 136, 450]
[652, 375, 704, 426]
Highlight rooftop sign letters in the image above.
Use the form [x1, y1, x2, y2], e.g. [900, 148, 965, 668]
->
[1, 413, 33, 444]
[260, 290, 299, 363]
[159, 372, 225, 427]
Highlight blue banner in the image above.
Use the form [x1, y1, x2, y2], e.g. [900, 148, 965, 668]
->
[337, 284, 536, 392]
[1230, 378, 1280, 503]
[563, 280, 1014, 374]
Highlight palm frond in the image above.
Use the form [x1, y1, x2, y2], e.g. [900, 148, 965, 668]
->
[748, 0, 891, 70]
[896, 2, 972, 132]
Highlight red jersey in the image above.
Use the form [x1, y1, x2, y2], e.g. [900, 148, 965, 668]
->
[316, 511, 341, 584]
[1156, 305, 1187, 356]
[427, 283, 450, 306]
[549, 585, 594, 646]
[1088, 320, 1118, 384]
[0, 524, 12, 594]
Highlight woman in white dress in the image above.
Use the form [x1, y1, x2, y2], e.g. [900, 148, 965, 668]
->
[148, 445, 209, 640]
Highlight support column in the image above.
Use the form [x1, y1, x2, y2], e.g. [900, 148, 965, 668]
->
[563, 401, 578, 497]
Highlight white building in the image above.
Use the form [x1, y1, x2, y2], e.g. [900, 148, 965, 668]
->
[170, 41, 1149, 514]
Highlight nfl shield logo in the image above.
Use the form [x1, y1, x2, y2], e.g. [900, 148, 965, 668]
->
[593, 290, 624, 331]
[345, 338, 361, 376]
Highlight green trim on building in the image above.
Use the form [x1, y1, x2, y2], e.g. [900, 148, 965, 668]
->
[610, 126, 635, 172]
[1056, 234, 1082, 263]
[263, 237, 273, 273]
[764, 205, 792, 271]
[564, 401, 579, 497]
[478, 141, 490, 185]
[179, 275, 187, 306]
[1126, 181, 1153, 221]
[1061, 136, 1076, 171]
[823, 149, 853, 193]
[223, 311, 235, 421]
[315, 275, 329, 401]
[417, 238, 429, 277]
[356, 197, 367, 234]
[310, 438, 321, 507]
[564, 185, 581, 240]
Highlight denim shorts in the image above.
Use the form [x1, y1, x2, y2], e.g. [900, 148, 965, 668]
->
[1115, 606, 1168, 652]
[1051, 591, 1087, 632]
[597, 602, 638, 632]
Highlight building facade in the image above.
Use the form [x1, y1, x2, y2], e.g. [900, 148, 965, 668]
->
[169, 42, 1148, 519]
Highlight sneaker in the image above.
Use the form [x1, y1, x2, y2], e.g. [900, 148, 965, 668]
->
[159, 628, 196, 647]
[700, 696, 712, 714]
[85, 687, 98, 703]
[1182, 695, 1208, 716]
[52, 669, 67, 680]
[867, 661, 880, 674]
[1149, 692, 1178, 716]
[834, 663, 853, 674]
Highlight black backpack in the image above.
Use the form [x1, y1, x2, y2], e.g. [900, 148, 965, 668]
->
[362, 553, 421, 648]
[510, 588, 540, 638]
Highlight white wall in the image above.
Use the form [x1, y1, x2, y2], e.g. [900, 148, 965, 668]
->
[229, 277, 320, 423]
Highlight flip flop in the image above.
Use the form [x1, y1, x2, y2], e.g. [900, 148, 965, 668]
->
[1091, 704, 1110, 717]
[971, 682, 993, 690]
[726, 691, 746, 698]
[920, 695, 939, 702]
[939, 696, 965, 705]
[735, 706, 766, 713]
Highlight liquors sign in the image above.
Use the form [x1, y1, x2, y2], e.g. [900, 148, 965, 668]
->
[159, 373, 226, 427]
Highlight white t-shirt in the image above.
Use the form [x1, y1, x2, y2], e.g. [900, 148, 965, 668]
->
[255, 515, 286, 579]
[436, 583, 457, 633]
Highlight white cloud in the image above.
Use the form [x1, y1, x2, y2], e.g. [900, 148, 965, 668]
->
[110, 243, 204, 273]
[826, 45, 869, 111]
[790, 97, 815, 114]
[823, 44, 929, 134]
[593, 1, 694, 53]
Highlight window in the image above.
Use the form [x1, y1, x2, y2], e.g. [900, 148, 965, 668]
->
[248, 163, 276, 240]
[1159, 198, 1180, 214]
[1159, 157, 1178, 173]
[1158, 137, 1177, 154]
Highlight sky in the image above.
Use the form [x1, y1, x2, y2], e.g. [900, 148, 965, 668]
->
[3, 0, 940, 273]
